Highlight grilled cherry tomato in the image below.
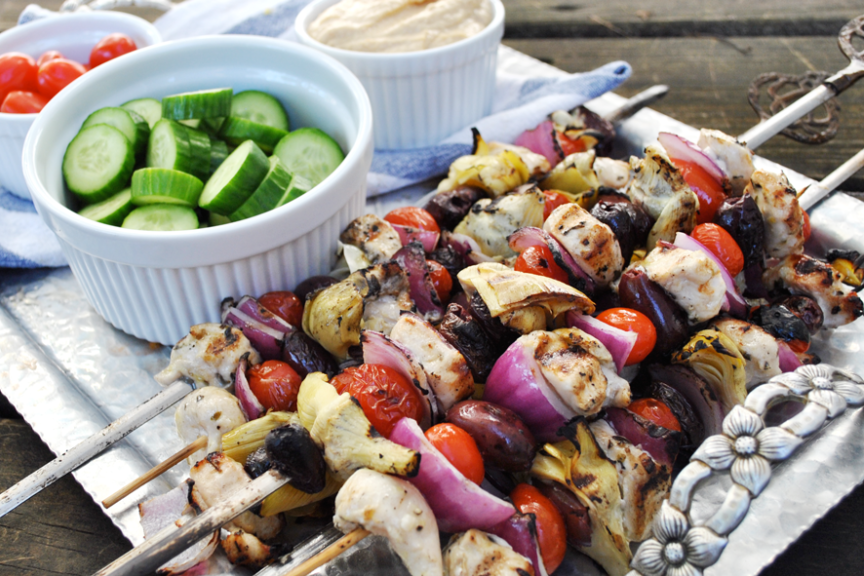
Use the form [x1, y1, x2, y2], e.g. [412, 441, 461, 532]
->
[556, 131, 589, 156]
[424, 422, 485, 485]
[596, 307, 657, 365]
[0, 52, 38, 104]
[628, 398, 681, 432]
[674, 159, 726, 224]
[514, 244, 569, 284]
[246, 359, 302, 412]
[426, 259, 452, 302]
[331, 364, 425, 437]
[36, 58, 86, 99]
[510, 483, 567, 574]
[89, 33, 137, 68]
[384, 206, 440, 234]
[1, 90, 48, 114]
[691, 222, 745, 276]
[258, 290, 304, 327]
[36, 50, 64, 67]
[542, 190, 571, 221]
[802, 210, 811, 242]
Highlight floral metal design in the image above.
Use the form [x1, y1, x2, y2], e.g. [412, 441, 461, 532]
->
[768, 364, 864, 417]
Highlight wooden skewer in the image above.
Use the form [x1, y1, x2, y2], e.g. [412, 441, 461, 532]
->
[281, 528, 371, 576]
[102, 436, 207, 509]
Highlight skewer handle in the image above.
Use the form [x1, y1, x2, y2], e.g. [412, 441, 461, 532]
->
[102, 435, 208, 509]
[798, 147, 864, 211]
[278, 528, 371, 576]
[0, 379, 193, 518]
[602, 84, 669, 124]
[738, 84, 836, 150]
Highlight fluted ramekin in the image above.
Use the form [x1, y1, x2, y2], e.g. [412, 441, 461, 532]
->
[295, 0, 504, 150]
[23, 35, 373, 346]
[0, 12, 161, 199]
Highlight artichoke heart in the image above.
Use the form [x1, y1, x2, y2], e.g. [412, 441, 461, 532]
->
[672, 329, 747, 411]
[222, 411, 300, 463]
[646, 186, 698, 248]
[453, 184, 545, 258]
[437, 131, 531, 198]
[627, 143, 694, 220]
[531, 419, 632, 576]
[260, 469, 343, 517]
[540, 150, 601, 197]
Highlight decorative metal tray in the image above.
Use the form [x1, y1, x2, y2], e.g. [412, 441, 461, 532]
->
[1, 46, 863, 576]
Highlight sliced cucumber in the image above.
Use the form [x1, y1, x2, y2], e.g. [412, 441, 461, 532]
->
[209, 137, 230, 174]
[78, 188, 134, 225]
[122, 204, 199, 231]
[179, 118, 202, 129]
[273, 127, 344, 188]
[82, 107, 150, 156]
[121, 98, 162, 129]
[147, 118, 194, 174]
[131, 168, 204, 207]
[162, 87, 233, 121]
[199, 140, 269, 215]
[201, 116, 225, 134]
[208, 212, 231, 227]
[218, 116, 288, 154]
[63, 124, 136, 204]
[276, 174, 312, 206]
[183, 126, 212, 181]
[228, 156, 294, 222]
[231, 90, 289, 131]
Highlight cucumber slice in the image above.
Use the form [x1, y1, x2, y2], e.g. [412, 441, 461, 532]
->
[131, 168, 204, 207]
[121, 98, 162, 129]
[208, 212, 231, 227]
[201, 116, 225, 134]
[122, 204, 199, 231]
[231, 91, 289, 131]
[218, 116, 288, 154]
[82, 107, 150, 156]
[209, 137, 230, 174]
[199, 140, 269, 215]
[78, 188, 134, 225]
[63, 124, 135, 204]
[273, 127, 344, 188]
[179, 119, 202, 129]
[162, 88, 233, 121]
[147, 119, 194, 174]
[276, 174, 312, 206]
[228, 156, 294, 222]
[183, 126, 212, 181]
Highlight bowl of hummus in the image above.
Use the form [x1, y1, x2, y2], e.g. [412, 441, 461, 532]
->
[296, 0, 505, 149]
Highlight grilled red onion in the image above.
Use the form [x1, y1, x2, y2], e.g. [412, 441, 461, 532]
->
[566, 311, 636, 373]
[391, 223, 440, 253]
[222, 307, 284, 360]
[487, 512, 550, 576]
[442, 231, 494, 264]
[392, 242, 444, 321]
[673, 232, 747, 318]
[604, 407, 681, 468]
[234, 355, 264, 420]
[658, 132, 726, 184]
[778, 341, 804, 372]
[648, 364, 726, 436]
[508, 227, 596, 294]
[234, 295, 295, 331]
[513, 119, 561, 166]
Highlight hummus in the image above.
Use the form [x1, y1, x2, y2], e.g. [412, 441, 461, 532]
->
[307, 0, 494, 53]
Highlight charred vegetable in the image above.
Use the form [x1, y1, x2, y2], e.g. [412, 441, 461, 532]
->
[424, 185, 485, 231]
[647, 380, 705, 449]
[773, 294, 824, 334]
[672, 330, 747, 411]
[438, 303, 499, 382]
[535, 480, 592, 548]
[281, 326, 339, 378]
[265, 423, 327, 494]
[749, 304, 811, 353]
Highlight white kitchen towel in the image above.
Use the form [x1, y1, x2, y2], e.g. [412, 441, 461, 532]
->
[5, 1, 630, 267]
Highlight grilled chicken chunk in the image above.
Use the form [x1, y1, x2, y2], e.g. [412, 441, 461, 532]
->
[340, 214, 403, 265]
[444, 530, 535, 576]
[696, 129, 754, 195]
[221, 530, 274, 568]
[334, 468, 443, 576]
[175, 387, 247, 463]
[710, 318, 781, 388]
[744, 170, 806, 259]
[454, 184, 545, 258]
[594, 157, 631, 190]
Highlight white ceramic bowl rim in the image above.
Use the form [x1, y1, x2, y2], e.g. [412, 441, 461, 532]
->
[23, 35, 373, 268]
[295, 0, 505, 60]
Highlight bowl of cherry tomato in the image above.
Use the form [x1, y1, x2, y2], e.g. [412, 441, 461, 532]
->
[0, 11, 161, 198]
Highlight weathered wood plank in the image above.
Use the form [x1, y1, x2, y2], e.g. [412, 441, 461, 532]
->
[504, 36, 864, 192]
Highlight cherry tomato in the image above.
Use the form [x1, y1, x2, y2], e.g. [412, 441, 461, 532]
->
[596, 307, 657, 365]
[89, 33, 137, 68]
[542, 190, 571, 221]
[36, 58, 86, 99]
[331, 364, 425, 437]
[426, 259, 452, 302]
[674, 159, 726, 224]
[514, 244, 570, 284]
[556, 131, 589, 157]
[510, 483, 567, 574]
[802, 210, 811, 242]
[36, 50, 64, 67]
[246, 360, 302, 412]
[628, 398, 681, 432]
[258, 290, 304, 327]
[1, 90, 48, 114]
[425, 423, 485, 485]
[384, 206, 440, 234]
[0, 52, 38, 104]
[691, 222, 744, 276]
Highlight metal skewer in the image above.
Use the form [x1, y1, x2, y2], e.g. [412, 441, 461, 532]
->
[797, 147, 864, 211]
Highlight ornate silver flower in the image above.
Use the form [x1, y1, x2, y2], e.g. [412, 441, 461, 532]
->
[768, 364, 864, 417]
[631, 501, 727, 576]
[691, 406, 802, 495]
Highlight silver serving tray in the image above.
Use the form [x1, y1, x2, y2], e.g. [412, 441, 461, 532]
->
[1, 46, 863, 576]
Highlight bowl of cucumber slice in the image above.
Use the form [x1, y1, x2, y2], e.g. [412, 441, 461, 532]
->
[22, 35, 374, 346]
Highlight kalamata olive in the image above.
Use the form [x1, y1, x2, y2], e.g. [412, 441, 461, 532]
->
[428, 243, 466, 290]
[713, 194, 765, 268]
[423, 186, 485, 230]
[749, 304, 811, 351]
[469, 292, 518, 353]
[618, 268, 689, 358]
[596, 192, 653, 244]
[773, 295, 824, 333]
[281, 327, 339, 378]
[445, 400, 536, 472]
[244, 446, 271, 479]
[438, 303, 498, 381]
[647, 381, 704, 449]
[535, 480, 592, 548]
[265, 423, 326, 494]
[294, 275, 339, 302]
[591, 200, 636, 264]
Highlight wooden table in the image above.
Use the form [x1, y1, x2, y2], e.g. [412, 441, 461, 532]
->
[2, 1, 864, 575]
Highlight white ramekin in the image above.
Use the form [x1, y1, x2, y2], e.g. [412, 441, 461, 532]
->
[295, 0, 504, 150]
[0, 12, 162, 199]
[23, 35, 374, 346]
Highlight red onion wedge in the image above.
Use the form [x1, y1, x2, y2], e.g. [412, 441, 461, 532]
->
[222, 306, 284, 360]
[778, 341, 804, 373]
[673, 232, 747, 318]
[234, 295, 295, 332]
[487, 512, 549, 576]
[391, 223, 440, 253]
[604, 408, 681, 468]
[566, 311, 637, 374]
[648, 364, 726, 437]
[442, 231, 495, 264]
[392, 242, 445, 322]
[658, 132, 726, 185]
[234, 354, 264, 421]
[513, 120, 561, 167]
[389, 417, 516, 533]
[508, 227, 596, 294]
